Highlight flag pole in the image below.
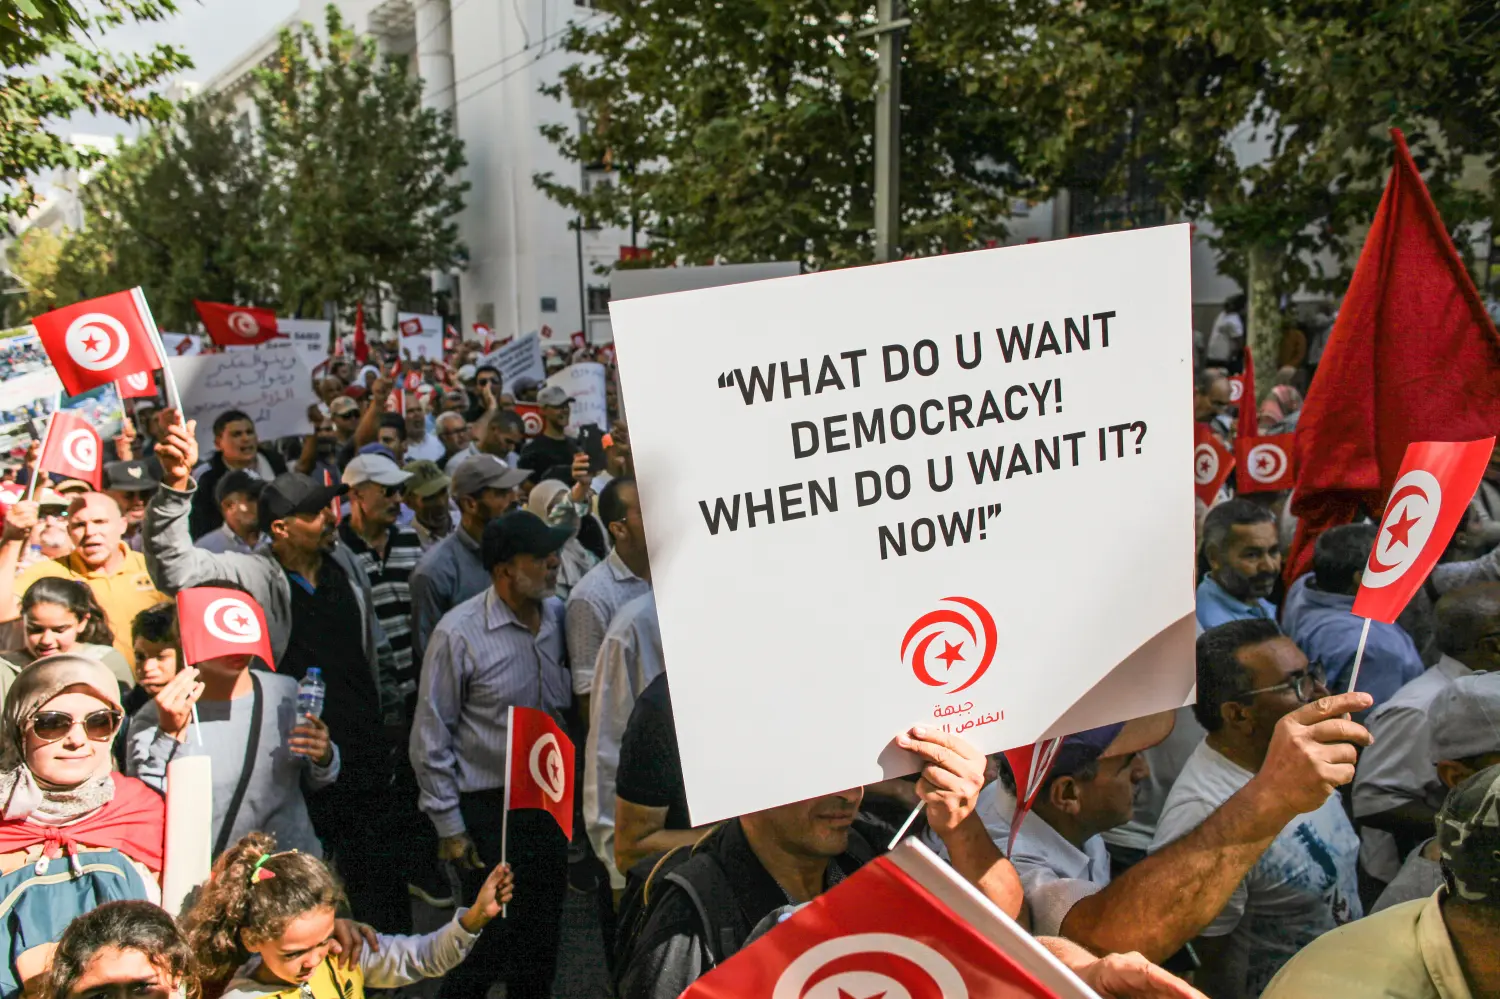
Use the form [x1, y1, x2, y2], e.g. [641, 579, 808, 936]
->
[134, 288, 181, 413]
[1344, 616, 1374, 696]
[24, 392, 62, 502]
[500, 706, 514, 918]
[888, 801, 924, 851]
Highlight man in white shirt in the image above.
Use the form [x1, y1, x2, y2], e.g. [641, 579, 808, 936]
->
[1355, 583, 1500, 883]
[1152, 618, 1368, 998]
[565, 476, 650, 715]
[582, 590, 661, 891]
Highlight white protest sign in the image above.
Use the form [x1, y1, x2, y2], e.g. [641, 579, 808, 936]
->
[485, 331, 545, 390]
[159, 332, 203, 357]
[169, 340, 318, 454]
[280, 319, 332, 372]
[395, 312, 443, 361]
[547, 362, 608, 431]
[610, 224, 1197, 825]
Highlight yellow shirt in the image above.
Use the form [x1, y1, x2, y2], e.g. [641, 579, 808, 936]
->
[1261, 891, 1473, 999]
[229, 959, 366, 999]
[14, 546, 165, 669]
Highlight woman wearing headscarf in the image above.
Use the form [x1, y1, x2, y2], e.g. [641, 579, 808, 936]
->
[526, 479, 601, 600]
[0, 654, 165, 998]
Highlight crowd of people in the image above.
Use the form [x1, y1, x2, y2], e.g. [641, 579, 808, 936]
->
[0, 318, 1493, 999]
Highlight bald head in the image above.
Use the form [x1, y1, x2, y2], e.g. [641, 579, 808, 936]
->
[1436, 583, 1500, 668]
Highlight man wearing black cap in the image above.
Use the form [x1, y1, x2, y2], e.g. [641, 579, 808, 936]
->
[410, 510, 573, 999]
[143, 407, 413, 934]
[193, 470, 269, 555]
[102, 458, 159, 553]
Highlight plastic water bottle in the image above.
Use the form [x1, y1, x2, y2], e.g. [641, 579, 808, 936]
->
[297, 668, 325, 721]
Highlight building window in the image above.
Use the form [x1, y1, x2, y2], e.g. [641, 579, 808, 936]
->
[586, 286, 611, 315]
[540, 297, 558, 313]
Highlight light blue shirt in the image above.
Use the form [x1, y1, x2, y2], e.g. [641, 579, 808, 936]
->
[1281, 574, 1424, 707]
[1196, 575, 1276, 630]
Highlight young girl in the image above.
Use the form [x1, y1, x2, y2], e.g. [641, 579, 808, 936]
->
[184, 832, 513, 999]
[1, 578, 132, 701]
[46, 900, 199, 999]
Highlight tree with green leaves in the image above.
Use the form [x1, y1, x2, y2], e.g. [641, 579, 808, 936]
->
[1, 0, 190, 223]
[950, 0, 1500, 391]
[253, 4, 469, 324]
[535, 0, 1020, 268]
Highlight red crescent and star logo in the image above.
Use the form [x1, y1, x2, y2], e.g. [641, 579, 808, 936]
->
[900, 597, 996, 695]
[1363, 470, 1443, 588]
[772, 933, 968, 999]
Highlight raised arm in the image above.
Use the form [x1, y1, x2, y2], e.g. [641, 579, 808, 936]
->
[1057, 691, 1373, 961]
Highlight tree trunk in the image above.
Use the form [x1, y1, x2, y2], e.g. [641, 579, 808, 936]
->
[1245, 243, 1283, 404]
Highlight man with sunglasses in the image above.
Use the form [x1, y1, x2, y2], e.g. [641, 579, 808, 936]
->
[1152, 619, 1371, 998]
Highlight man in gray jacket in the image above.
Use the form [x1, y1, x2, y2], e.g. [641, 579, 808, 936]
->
[145, 406, 414, 933]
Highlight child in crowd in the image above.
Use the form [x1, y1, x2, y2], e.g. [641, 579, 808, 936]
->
[183, 831, 513, 999]
[45, 900, 199, 999]
[1, 578, 130, 702]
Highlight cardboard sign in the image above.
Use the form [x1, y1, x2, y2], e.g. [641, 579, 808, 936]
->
[546, 362, 608, 431]
[395, 312, 443, 361]
[610, 225, 1196, 824]
[485, 330, 545, 390]
[169, 340, 318, 454]
[281, 319, 332, 373]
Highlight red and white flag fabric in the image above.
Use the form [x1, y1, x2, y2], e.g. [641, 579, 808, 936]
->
[513, 403, 543, 437]
[403, 370, 423, 392]
[599, 344, 617, 366]
[399, 317, 424, 338]
[1234, 344, 1257, 437]
[1352, 438, 1495, 623]
[117, 369, 159, 400]
[1193, 423, 1234, 506]
[504, 706, 575, 840]
[1001, 738, 1062, 853]
[570, 331, 587, 349]
[1234, 433, 1296, 494]
[32, 289, 165, 396]
[386, 390, 406, 417]
[193, 301, 280, 347]
[176, 586, 275, 668]
[353, 302, 369, 364]
[682, 839, 1094, 999]
[474, 323, 494, 353]
[37, 410, 102, 489]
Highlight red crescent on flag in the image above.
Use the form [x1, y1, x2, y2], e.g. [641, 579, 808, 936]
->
[944, 596, 997, 694]
[1368, 484, 1429, 573]
[798, 951, 947, 999]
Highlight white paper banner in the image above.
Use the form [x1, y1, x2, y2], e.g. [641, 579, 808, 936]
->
[281, 318, 332, 373]
[169, 340, 318, 453]
[159, 332, 203, 357]
[484, 331, 545, 390]
[547, 362, 608, 431]
[396, 312, 443, 361]
[610, 225, 1198, 824]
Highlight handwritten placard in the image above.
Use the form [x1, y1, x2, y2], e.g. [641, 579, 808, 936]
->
[169, 341, 318, 452]
[546, 362, 608, 431]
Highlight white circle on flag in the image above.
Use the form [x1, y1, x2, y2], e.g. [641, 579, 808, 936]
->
[125, 371, 150, 391]
[202, 597, 263, 644]
[1363, 469, 1443, 589]
[1228, 378, 1244, 403]
[520, 410, 544, 436]
[1194, 442, 1220, 486]
[529, 732, 566, 803]
[1244, 442, 1288, 484]
[772, 933, 967, 999]
[227, 311, 259, 338]
[64, 313, 131, 372]
[61, 429, 97, 472]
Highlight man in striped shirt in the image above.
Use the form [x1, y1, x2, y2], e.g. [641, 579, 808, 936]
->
[338, 453, 424, 710]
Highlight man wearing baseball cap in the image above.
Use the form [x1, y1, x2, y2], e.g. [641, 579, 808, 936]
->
[402, 459, 453, 551]
[409, 454, 529, 664]
[102, 458, 159, 553]
[144, 408, 414, 935]
[518, 384, 578, 480]
[411, 509, 575, 999]
[1370, 672, 1500, 913]
[1263, 762, 1500, 998]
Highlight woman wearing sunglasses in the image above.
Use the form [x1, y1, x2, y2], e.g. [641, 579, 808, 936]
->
[0, 654, 165, 998]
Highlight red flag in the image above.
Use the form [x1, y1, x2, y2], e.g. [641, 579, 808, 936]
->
[1234, 433, 1296, 494]
[1352, 439, 1494, 623]
[403, 370, 423, 392]
[1288, 129, 1500, 582]
[570, 331, 587, 349]
[682, 840, 1091, 999]
[386, 390, 406, 418]
[1194, 423, 1234, 505]
[175, 586, 275, 669]
[117, 370, 159, 400]
[1001, 738, 1061, 853]
[193, 300, 280, 347]
[473, 323, 494, 353]
[353, 302, 369, 364]
[513, 403, 543, 437]
[33, 289, 165, 396]
[324, 468, 341, 521]
[505, 706, 574, 839]
[37, 411, 101, 489]
[399, 317, 424, 338]
[1235, 344, 1257, 437]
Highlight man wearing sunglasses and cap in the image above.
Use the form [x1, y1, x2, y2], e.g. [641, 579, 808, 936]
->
[142, 408, 413, 936]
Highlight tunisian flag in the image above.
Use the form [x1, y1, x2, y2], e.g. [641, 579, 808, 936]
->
[32, 289, 165, 396]
[682, 839, 1094, 999]
[1287, 129, 1500, 581]
[193, 301, 280, 346]
[37, 410, 102, 489]
[1194, 423, 1234, 506]
[505, 706, 575, 839]
[1236, 434, 1296, 494]
[176, 586, 275, 669]
[1352, 439, 1494, 623]
[118, 369, 159, 400]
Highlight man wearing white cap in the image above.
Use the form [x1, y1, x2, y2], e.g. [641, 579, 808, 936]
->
[339, 454, 422, 711]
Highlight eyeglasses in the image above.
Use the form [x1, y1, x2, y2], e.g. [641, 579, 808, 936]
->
[30, 708, 123, 743]
[1237, 662, 1327, 703]
[333, 410, 359, 420]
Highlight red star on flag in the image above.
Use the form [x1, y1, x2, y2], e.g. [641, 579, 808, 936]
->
[81, 333, 100, 353]
[1385, 507, 1420, 548]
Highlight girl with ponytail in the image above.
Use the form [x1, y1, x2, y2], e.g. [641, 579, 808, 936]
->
[183, 832, 512, 999]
